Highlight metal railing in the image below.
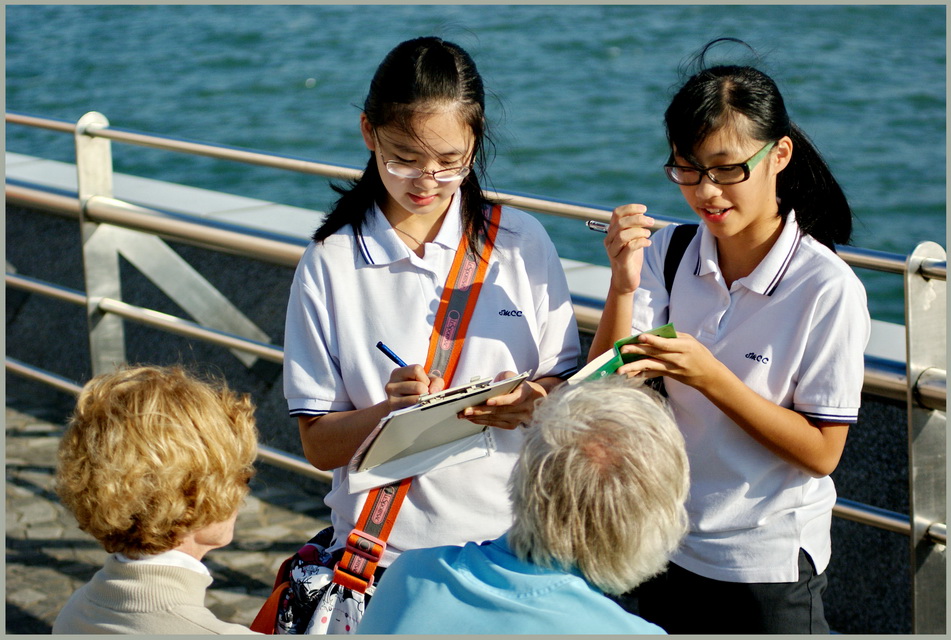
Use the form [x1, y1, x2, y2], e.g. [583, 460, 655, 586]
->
[6, 111, 947, 632]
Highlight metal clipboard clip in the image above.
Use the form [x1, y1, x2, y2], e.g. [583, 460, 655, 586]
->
[417, 376, 494, 409]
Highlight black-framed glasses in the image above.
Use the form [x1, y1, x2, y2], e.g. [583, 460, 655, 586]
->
[664, 141, 776, 186]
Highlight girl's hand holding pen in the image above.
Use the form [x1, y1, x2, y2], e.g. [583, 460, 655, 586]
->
[603, 204, 654, 294]
[377, 341, 445, 410]
[384, 364, 445, 411]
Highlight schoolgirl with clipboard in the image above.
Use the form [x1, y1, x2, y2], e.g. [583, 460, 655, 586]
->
[272, 36, 580, 634]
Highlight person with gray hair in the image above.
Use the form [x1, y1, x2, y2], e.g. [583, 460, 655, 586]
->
[357, 375, 689, 634]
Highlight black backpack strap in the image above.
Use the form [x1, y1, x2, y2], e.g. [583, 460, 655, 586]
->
[648, 223, 698, 399]
[663, 223, 699, 296]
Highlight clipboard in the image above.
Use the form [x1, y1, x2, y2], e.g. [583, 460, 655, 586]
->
[348, 372, 530, 476]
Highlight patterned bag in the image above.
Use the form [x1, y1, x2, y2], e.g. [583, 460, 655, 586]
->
[252, 527, 369, 634]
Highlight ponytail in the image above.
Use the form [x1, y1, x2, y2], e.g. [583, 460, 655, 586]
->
[312, 157, 383, 243]
[779, 124, 852, 249]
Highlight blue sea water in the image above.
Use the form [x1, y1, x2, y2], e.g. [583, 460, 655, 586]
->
[5, 4, 947, 323]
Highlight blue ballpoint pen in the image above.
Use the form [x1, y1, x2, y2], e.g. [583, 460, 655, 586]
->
[376, 341, 408, 367]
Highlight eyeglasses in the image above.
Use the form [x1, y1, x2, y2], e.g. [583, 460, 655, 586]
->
[664, 141, 776, 186]
[380, 154, 471, 183]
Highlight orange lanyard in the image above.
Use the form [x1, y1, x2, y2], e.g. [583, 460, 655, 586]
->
[333, 204, 502, 593]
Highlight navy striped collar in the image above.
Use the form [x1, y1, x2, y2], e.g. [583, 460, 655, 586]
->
[694, 212, 804, 296]
[354, 194, 464, 266]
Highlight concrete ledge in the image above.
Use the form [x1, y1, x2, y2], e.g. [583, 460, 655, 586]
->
[6, 152, 319, 238]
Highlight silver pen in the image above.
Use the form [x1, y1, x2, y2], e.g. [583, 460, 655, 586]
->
[585, 220, 609, 233]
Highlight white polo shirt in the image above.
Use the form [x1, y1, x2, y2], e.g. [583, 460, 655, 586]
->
[283, 195, 581, 567]
[633, 213, 869, 583]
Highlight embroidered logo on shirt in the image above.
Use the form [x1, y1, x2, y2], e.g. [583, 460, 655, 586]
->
[498, 309, 523, 317]
[745, 351, 770, 364]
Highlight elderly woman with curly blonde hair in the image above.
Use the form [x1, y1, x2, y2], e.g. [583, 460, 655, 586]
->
[52, 365, 260, 634]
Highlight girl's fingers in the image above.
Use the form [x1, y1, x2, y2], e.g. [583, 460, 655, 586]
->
[615, 210, 654, 228]
[480, 376, 528, 408]
[388, 380, 428, 398]
[458, 378, 541, 429]
[609, 232, 652, 257]
[427, 374, 446, 394]
[385, 364, 433, 401]
[388, 363, 430, 384]
[610, 205, 653, 229]
[617, 224, 652, 239]
[624, 332, 680, 350]
[606, 230, 651, 262]
[619, 341, 663, 357]
[617, 359, 657, 377]
[612, 203, 650, 218]
[605, 206, 654, 263]
[459, 404, 523, 430]
[484, 389, 519, 406]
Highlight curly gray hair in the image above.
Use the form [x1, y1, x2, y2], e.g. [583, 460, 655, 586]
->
[508, 375, 689, 595]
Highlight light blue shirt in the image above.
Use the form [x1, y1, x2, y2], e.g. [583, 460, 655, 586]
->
[357, 534, 666, 635]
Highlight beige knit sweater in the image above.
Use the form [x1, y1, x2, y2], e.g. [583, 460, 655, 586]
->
[52, 555, 258, 634]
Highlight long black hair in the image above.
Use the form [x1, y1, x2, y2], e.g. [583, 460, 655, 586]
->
[665, 39, 852, 249]
[313, 36, 495, 251]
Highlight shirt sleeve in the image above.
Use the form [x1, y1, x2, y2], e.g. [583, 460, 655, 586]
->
[531, 226, 581, 380]
[632, 224, 676, 332]
[282, 251, 353, 416]
[793, 266, 870, 423]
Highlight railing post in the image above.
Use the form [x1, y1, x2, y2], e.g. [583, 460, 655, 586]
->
[75, 111, 126, 375]
[904, 241, 947, 634]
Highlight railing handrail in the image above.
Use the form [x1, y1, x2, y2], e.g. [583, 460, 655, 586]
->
[7, 109, 947, 412]
[8, 111, 945, 281]
[7, 181, 946, 413]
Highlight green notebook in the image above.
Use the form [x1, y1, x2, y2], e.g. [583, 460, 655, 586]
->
[569, 323, 677, 383]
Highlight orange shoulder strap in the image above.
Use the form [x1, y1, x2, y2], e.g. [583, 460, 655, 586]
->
[425, 204, 502, 379]
[249, 581, 289, 633]
[333, 204, 502, 593]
